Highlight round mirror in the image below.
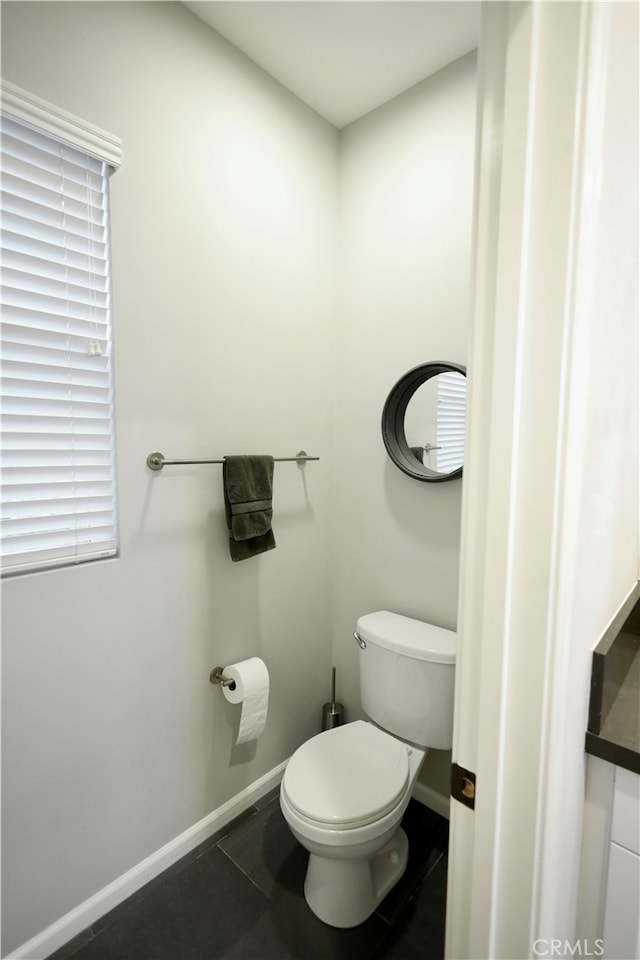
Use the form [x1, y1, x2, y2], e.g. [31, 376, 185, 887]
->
[381, 362, 467, 482]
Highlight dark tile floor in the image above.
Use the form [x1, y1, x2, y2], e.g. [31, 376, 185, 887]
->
[48, 790, 449, 960]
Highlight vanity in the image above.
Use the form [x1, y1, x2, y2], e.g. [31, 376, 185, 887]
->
[581, 585, 640, 960]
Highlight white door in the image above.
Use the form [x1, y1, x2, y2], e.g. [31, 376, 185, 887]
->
[447, 3, 639, 958]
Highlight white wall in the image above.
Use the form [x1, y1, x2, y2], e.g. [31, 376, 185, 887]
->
[0, 3, 476, 954]
[333, 53, 477, 797]
[550, 0, 639, 939]
[1, 3, 338, 954]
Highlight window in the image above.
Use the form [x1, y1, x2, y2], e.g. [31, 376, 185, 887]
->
[1, 84, 121, 576]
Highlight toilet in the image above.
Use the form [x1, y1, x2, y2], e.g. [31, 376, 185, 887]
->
[280, 610, 456, 929]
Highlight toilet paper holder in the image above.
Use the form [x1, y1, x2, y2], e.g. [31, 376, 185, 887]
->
[210, 666, 236, 691]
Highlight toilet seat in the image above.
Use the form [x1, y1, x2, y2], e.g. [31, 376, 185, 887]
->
[282, 720, 410, 829]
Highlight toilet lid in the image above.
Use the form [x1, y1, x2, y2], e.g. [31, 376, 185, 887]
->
[283, 721, 410, 828]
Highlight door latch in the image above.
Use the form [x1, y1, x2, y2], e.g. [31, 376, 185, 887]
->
[451, 762, 476, 809]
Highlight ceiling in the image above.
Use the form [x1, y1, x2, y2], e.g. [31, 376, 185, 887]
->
[183, 2, 479, 128]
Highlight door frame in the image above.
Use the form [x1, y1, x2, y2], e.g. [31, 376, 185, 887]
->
[446, 3, 639, 957]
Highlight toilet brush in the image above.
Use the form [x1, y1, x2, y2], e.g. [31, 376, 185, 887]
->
[321, 666, 345, 731]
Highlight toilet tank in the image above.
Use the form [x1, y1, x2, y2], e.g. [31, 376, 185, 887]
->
[357, 611, 456, 750]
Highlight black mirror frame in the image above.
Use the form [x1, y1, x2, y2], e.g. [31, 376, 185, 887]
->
[381, 361, 467, 482]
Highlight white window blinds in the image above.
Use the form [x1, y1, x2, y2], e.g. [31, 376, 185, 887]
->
[435, 370, 467, 474]
[1, 113, 119, 575]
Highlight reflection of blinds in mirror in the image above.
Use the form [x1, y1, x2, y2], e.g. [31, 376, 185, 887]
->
[436, 372, 466, 473]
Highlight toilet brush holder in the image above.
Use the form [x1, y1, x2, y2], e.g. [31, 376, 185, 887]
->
[322, 666, 344, 731]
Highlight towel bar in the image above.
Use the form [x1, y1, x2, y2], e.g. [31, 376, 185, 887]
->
[146, 450, 319, 471]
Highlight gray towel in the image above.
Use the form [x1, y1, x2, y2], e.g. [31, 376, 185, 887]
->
[223, 455, 276, 561]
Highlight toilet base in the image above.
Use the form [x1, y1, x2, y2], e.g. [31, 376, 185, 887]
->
[303, 827, 409, 928]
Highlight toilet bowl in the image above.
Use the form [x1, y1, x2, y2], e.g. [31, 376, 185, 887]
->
[280, 610, 456, 929]
[280, 719, 425, 928]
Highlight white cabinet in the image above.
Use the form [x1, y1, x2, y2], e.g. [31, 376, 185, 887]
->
[611, 767, 640, 854]
[579, 759, 640, 960]
[603, 842, 640, 960]
[603, 766, 640, 960]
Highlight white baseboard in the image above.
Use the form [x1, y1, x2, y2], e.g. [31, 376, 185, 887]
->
[7, 761, 287, 960]
[413, 781, 451, 820]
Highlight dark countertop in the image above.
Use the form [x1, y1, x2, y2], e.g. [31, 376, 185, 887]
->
[586, 583, 640, 775]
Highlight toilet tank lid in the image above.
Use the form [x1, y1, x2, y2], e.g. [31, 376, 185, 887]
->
[357, 611, 456, 664]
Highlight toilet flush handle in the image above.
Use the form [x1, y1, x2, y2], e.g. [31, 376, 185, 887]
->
[353, 631, 366, 650]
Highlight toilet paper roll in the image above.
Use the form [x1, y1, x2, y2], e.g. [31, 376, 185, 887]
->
[222, 657, 270, 744]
